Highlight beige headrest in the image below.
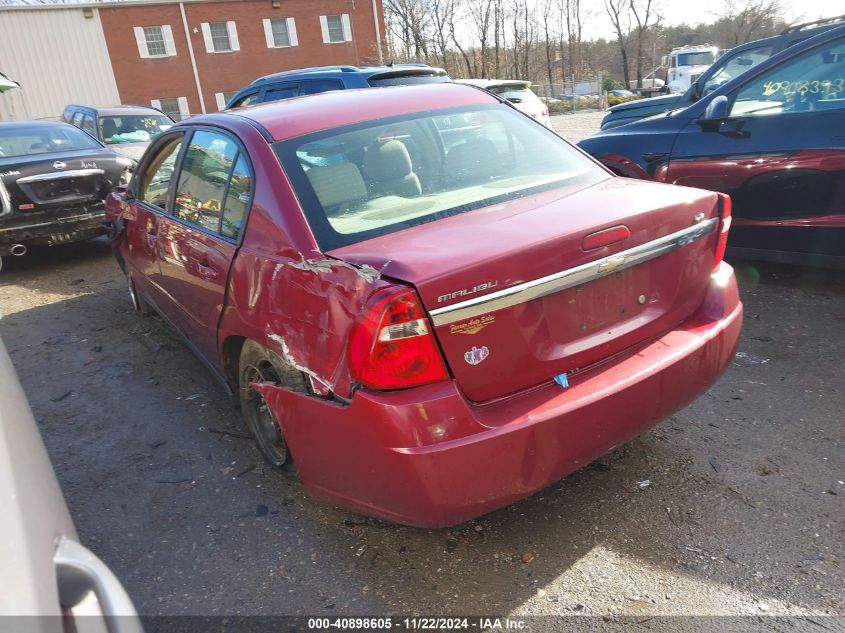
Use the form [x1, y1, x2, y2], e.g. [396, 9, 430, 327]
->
[363, 140, 413, 182]
[306, 162, 367, 209]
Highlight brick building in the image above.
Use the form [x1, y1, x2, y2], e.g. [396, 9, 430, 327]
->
[0, 0, 385, 121]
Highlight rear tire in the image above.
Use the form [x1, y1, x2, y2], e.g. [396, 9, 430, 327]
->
[238, 339, 307, 473]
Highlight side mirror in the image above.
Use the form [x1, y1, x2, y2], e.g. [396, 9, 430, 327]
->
[702, 95, 729, 121]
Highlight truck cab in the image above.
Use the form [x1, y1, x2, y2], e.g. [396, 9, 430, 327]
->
[664, 45, 718, 94]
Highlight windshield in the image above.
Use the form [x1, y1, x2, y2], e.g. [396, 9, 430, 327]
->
[0, 124, 101, 158]
[275, 104, 607, 250]
[99, 115, 173, 145]
[677, 51, 716, 66]
[367, 74, 450, 87]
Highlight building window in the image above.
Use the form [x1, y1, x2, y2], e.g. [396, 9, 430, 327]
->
[144, 26, 166, 56]
[320, 14, 351, 44]
[152, 97, 189, 122]
[262, 17, 298, 48]
[133, 25, 176, 58]
[201, 21, 240, 53]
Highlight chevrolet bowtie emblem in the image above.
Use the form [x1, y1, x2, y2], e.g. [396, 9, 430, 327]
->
[597, 255, 626, 274]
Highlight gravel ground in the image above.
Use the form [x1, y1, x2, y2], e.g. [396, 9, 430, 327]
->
[551, 110, 606, 142]
[0, 111, 842, 627]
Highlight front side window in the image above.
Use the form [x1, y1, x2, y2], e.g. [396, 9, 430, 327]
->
[71, 112, 83, 128]
[141, 136, 183, 209]
[275, 105, 608, 250]
[173, 130, 246, 236]
[729, 36, 845, 118]
[0, 124, 101, 158]
[230, 92, 260, 108]
[100, 115, 173, 144]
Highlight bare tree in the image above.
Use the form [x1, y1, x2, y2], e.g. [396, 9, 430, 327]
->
[630, 0, 660, 88]
[713, 0, 785, 46]
[605, 0, 632, 85]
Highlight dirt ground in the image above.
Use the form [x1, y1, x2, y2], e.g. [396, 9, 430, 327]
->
[0, 112, 842, 627]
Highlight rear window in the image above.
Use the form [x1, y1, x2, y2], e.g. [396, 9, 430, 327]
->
[367, 73, 450, 87]
[488, 86, 542, 105]
[275, 104, 607, 250]
[0, 124, 101, 158]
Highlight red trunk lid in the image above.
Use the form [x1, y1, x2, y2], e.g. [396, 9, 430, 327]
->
[329, 178, 722, 402]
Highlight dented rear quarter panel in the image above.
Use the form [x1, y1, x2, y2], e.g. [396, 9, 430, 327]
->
[212, 115, 382, 397]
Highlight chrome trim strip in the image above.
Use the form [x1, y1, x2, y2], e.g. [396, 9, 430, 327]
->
[429, 217, 719, 327]
[16, 168, 105, 184]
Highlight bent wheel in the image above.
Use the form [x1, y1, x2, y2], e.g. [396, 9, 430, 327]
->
[238, 340, 307, 473]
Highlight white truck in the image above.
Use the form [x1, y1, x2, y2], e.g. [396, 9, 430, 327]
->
[662, 45, 719, 94]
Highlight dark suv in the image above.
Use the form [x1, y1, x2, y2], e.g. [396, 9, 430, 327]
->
[62, 105, 175, 164]
[226, 64, 450, 109]
[579, 24, 845, 269]
[601, 14, 845, 130]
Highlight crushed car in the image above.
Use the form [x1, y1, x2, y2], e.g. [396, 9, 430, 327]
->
[0, 120, 131, 265]
[106, 83, 742, 527]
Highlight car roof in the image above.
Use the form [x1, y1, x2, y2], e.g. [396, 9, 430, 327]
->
[248, 64, 448, 86]
[195, 83, 497, 142]
[65, 105, 166, 117]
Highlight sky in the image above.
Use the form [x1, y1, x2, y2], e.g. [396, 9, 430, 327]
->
[583, 0, 838, 40]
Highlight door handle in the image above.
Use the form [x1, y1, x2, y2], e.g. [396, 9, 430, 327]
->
[196, 261, 220, 281]
[54, 537, 142, 633]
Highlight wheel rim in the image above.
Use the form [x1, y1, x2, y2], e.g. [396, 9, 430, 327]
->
[242, 362, 288, 466]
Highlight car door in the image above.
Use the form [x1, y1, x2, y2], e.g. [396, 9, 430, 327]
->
[665, 34, 845, 261]
[155, 128, 252, 364]
[124, 133, 185, 308]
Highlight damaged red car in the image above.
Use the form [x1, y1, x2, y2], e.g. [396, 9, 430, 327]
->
[106, 83, 742, 528]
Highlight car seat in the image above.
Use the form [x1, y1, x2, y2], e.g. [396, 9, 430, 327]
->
[306, 162, 368, 216]
[443, 138, 501, 187]
[362, 140, 421, 198]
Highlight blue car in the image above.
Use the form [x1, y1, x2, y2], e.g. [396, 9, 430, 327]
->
[226, 64, 450, 109]
[579, 24, 845, 269]
[601, 14, 845, 130]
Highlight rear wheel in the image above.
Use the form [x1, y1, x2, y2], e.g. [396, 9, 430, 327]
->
[238, 339, 307, 473]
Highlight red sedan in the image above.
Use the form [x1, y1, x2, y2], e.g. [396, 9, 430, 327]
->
[106, 84, 742, 528]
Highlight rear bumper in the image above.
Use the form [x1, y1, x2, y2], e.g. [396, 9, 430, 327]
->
[0, 209, 105, 254]
[255, 263, 742, 528]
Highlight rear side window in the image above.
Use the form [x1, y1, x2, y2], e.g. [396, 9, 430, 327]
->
[81, 115, 95, 135]
[275, 104, 607, 250]
[141, 136, 183, 209]
[173, 130, 252, 239]
[367, 74, 449, 87]
[263, 84, 299, 102]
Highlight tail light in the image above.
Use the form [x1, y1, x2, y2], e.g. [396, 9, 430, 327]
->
[348, 286, 449, 390]
[713, 192, 732, 270]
